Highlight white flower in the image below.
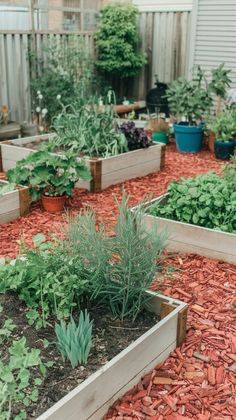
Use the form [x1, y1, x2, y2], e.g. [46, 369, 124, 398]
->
[37, 90, 41, 95]
[57, 168, 65, 176]
[36, 106, 41, 113]
[41, 108, 48, 116]
[68, 167, 76, 175]
[38, 94, 43, 100]
[56, 94, 61, 100]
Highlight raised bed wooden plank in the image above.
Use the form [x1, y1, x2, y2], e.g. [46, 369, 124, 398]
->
[1, 136, 165, 193]
[136, 195, 236, 264]
[0, 181, 29, 223]
[37, 292, 187, 420]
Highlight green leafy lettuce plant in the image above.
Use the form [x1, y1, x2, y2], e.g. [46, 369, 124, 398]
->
[7, 149, 91, 201]
[149, 169, 236, 233]
[55, 311, 93, 368]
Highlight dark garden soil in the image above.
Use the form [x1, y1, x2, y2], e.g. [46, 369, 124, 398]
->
[0, 292, 158, 418]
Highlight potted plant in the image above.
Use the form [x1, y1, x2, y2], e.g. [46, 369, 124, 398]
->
[166, 68, 212, 153]
[7, 149, 91, 212]
[204, 64, 232, 152]
[211, 110, 236, 160]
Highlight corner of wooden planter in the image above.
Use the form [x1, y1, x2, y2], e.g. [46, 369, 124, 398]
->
[160, 144, 166, 170]
[161, 301, 188, 347]
[19, 187, 30, 216]
[89, 159, 102, 193]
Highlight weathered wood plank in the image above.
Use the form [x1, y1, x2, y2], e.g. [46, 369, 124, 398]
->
[137, 195, 236, 264]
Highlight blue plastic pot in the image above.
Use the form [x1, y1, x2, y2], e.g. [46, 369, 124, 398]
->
[173, 123, 203, 153]
[214, 139, 236, 160]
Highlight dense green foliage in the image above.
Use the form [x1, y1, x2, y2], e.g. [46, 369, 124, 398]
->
[68, 190, 168, 321]
[0, 333, 48, 419]
[51, 103, 128, 157]
[211, 110, 236, 141]
[95, 4, 146, 78]
[7, 150, 91, 200]
[149, 159, 236, 233]
[166, 67, 213, 124]
[55, 311, 93, 368]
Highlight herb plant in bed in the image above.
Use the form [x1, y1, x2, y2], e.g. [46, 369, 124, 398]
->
[139, 159, 236, 263]
[0, 192, 187, 419]
[0, 103, 165, 193]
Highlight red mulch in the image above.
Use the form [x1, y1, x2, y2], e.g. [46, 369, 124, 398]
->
[1, 143, 236, 419]
[0, 143, 223, 258]
[104, 254, 236, 420]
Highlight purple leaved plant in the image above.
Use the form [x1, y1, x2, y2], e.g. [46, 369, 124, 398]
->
[120, 121, 151, 151]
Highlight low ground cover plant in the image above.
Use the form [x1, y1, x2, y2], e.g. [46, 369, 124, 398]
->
[148, 157, 236, 233]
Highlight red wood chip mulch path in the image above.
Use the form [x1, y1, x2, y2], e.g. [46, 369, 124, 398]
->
[1, 143, 236, 420]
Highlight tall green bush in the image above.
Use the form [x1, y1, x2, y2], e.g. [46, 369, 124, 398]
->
[95, 4, 146, 81]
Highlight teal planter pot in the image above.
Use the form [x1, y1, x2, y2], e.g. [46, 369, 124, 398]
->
[174, 123, 203, 153]
[152, 132, 169, 144]
[214, 139, 236, 160]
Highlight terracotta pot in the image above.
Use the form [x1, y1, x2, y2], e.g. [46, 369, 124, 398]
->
[42, 195, 67, 213]
[207, 131, 215, 153]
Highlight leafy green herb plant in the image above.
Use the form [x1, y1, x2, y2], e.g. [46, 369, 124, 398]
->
[55, 311, 93, 368]
[0, 336, 47, 420]
[149, 170, 236, 233]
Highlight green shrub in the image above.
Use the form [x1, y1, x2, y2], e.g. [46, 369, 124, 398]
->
[95, 4, 146, 79]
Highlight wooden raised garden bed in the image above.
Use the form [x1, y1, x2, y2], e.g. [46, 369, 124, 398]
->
[38, 291, 187, 420]
[0, 180, 29, 223]
[0, 135, 166, 193]
[135, 194, 236, 264]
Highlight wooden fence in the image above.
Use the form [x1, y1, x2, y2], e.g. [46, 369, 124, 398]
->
[0, 10, 191, 123]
